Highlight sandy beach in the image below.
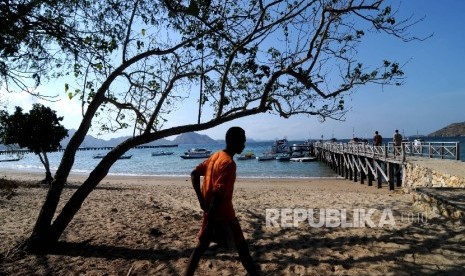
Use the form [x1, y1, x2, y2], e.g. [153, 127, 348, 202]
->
[1, 170, 464, 275]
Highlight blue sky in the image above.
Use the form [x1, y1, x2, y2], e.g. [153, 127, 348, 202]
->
[196, 0, 465, 140]
[2, 1, 464, 141]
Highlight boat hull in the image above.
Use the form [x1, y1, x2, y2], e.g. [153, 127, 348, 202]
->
[152, 151, 174, 156]
[290, 157, 317, 162]
[180, 154, 211, 159]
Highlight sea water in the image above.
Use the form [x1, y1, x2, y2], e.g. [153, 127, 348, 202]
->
[0, 142, 338, 178]
[1, 138, 464, 179]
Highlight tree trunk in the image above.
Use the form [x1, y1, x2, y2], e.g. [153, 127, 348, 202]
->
[26, 62, 142, 252]
[26, 130, 90, 252]
[40, 151, 53, 184]
[26, 164, 72, 252]
[26, 138, 136, 251]
[49, 158, 116, 243]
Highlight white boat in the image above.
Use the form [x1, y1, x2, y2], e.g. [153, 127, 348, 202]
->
[290, 156, 317, 162]
[271, 138, 290, 153]
[413, 138, 425, 145]
[256, 152, 276, 161]
[119, 154, 132, 159]
[151, 150, 174, 156]
[180, 148, 212, 159]
[275, 154, 291, 162]
[0, 158, 21, 162]
[290, 140, 313, 152]
[290, 151, 306, 158]
[93, 153, 132, 159]
[237, 152, 256, 160]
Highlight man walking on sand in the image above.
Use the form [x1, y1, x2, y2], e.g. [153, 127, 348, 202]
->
[184, 127, 259, 276]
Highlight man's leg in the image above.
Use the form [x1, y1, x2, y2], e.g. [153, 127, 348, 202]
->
[183, 240, 210, 276]
[183, 222, 213, 276]
[230, 219, 260, 275]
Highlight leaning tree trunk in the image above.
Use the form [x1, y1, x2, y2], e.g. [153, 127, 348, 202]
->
[48, 152, 122, 243]
[26, 116, 100, 252]
[26, 136, 139, 251]
[26, 146, 81, 252]
[25, 61, 137, 252]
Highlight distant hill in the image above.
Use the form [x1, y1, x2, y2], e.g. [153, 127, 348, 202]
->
[428, 122, 465, 137]
[59, 129, 174, 148]
[1, 130, 217, 150]
[173, 132, 218, 144]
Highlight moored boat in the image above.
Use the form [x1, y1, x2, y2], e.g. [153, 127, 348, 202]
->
[290, 156, 317, 162]
[180, 148, 212, 159]
[291, 156, 318, 162]
[151, 150, 174, 156]
[272, 138, 290, 153]
[119, 154, 132, 159]
[275, 154, 291, 162]
[290, 140, 313, 152]
[256, 152, 276, 161]
[237, 152, 256, 160]
[93, 153, 132, 159]
[0, 158, 21, 162]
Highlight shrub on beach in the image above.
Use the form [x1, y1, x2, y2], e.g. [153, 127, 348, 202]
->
[0, 177, 41, 191]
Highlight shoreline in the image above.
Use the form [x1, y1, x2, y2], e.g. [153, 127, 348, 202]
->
[1, 167, 344, 183]
[1, 168, 397, 195]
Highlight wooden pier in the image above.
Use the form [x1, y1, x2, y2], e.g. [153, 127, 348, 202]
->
[314, 141, 461, 191]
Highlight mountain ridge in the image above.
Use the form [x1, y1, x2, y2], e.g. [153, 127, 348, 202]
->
[61, 131, 220, 147]
[0, 131, 244, 150]
[172, 132, 219, 145]
[428, 121, 465, 137]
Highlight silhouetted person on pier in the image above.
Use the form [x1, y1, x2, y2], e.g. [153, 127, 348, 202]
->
[184, 127, 260, 276]
[393, 129, 403, 155]
[373, 131, 383, 146]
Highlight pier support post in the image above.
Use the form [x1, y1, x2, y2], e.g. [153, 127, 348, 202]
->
[338, 155, 343, 175]
[388, 163, 395, 191]
[354, 167, 358, 182]
[377, 161, 382, 189]
[368, 170, 373, 186]
[395, 164, 402, 187]
[367, 158, 373, 186]
[361, 167, 366, 185]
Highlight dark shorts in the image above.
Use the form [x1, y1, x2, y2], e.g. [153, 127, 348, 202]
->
[198, 213, 246, 249]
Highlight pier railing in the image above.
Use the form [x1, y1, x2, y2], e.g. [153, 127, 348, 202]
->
[314, 141, 460, 161]
[391, 141, 461, 160]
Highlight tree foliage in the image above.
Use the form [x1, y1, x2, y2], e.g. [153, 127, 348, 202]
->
[0, 104, 68, 182]
[0, 0, 93, 95]
[0, 0, 424, 251]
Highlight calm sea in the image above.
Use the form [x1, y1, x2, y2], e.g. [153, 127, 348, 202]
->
[1, 137, 464, 179]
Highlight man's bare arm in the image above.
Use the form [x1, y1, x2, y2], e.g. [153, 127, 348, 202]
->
[191, 170, 206, 211]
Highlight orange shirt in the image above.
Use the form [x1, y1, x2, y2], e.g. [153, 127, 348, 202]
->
[194, 150, 236, 220]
